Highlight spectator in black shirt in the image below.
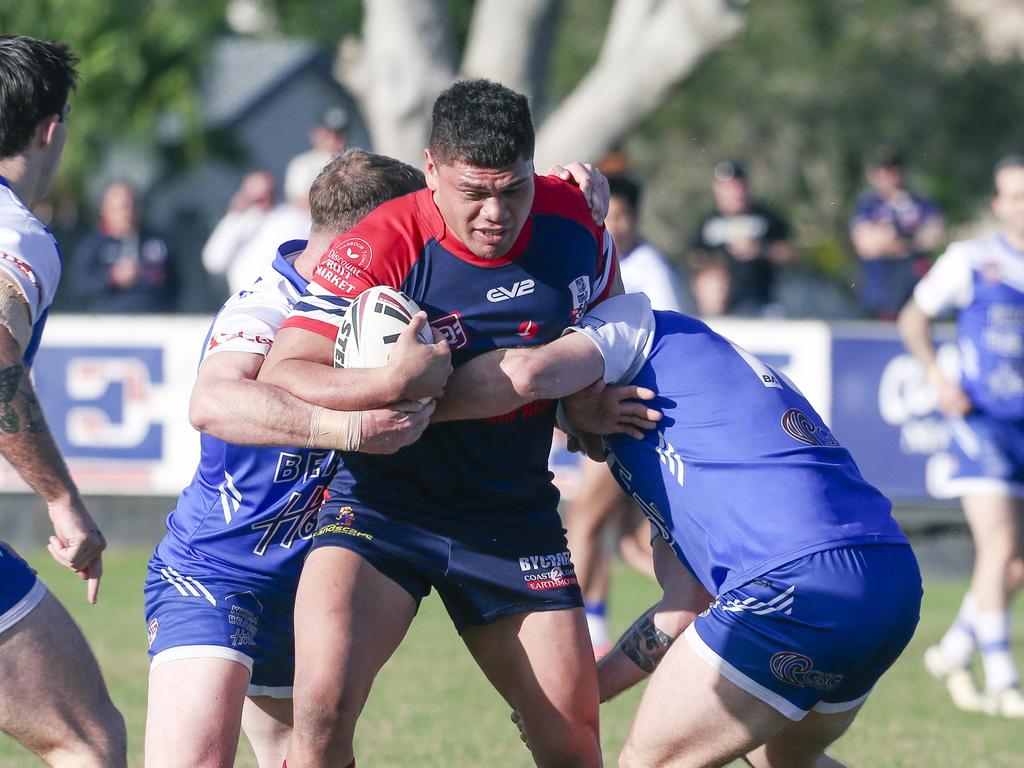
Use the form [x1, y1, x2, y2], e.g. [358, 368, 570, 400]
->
[689, 161, 794, 315]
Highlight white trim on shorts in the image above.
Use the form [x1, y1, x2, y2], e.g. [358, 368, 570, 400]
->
[939, 477, 1024, 500]
[684, 624, 807, 721]
[0, 577, 46, 636]
[246, 684, 293, 699]
[812, 689, 872, 714]
[150, 644, 254, 674]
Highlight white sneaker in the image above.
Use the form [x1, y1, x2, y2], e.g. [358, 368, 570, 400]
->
[983, 686, 1024, 718]
[924, 645, 985, 712]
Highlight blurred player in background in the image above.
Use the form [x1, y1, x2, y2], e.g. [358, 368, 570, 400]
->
[440, 292, 920, 767]
[0, 35, 126, 767]
[143, 150, 449, 768]
[567, 173, 681, 656]
[260, 80, 624, 768]
[899, 154, 1024, 717]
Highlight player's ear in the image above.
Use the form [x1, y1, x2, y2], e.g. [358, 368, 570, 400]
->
[34, 114, 60, 149]
[424, 149, 440, 192]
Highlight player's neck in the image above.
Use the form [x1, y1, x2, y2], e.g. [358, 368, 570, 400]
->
[294, 230, 333, 280]
[0, 156, 39, 206]
[1002, 229, 1024, 254]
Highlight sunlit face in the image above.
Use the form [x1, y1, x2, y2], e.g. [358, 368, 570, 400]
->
[993, 166, 1024, 242]
[36, 102, 70, 200]
[605, 196, 637, 253]
[867, 164, 904, 197]
[425, 151, 535, 260]
[100, 182, 137, 238]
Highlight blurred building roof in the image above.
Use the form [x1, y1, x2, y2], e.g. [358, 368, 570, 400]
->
[202, 36, 330, 128]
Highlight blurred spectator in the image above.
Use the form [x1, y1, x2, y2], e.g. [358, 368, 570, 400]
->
[72, 180, 177, 312]
[201, 170, 276, 293]
[606, 175, 683, 311]
[285, 105, 350, 203]
[689, 161, 795, 315]
[690, 259, 733, 317]
[850, 148, 945, 319]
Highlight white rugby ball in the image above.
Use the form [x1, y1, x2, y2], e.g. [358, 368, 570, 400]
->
[333, 286, 432, 370]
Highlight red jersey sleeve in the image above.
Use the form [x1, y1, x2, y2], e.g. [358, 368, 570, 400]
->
[281, 192, 428, 340]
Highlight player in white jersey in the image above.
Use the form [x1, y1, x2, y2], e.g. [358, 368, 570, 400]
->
[0, 36, 126, 766]
[899, 155, 1024, 716]
[144, 150, 609, 768]
[567, 174, 682, 655]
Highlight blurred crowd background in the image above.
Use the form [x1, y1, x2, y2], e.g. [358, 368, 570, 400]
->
[5, 0, 1024, 321]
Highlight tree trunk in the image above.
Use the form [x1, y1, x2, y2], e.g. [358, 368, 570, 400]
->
[342, 0, 457, 163]
[460, 0, 564, 110]
[534, 0, 745, 169]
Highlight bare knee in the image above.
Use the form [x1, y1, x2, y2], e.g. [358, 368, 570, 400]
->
[528, 720, 600, 768]
[44, 705, 127, 768]
[292, 684, 359, 757]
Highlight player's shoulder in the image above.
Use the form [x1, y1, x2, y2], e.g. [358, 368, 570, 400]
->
[0, 191, 58, 260]
[531, 174, 601, 242]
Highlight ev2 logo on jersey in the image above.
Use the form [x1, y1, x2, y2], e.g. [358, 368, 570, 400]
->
[486, 279, 535, 303]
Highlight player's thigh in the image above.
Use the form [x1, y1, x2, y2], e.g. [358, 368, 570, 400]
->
[621, 636, 789, 768]
[963, 492, 1019, 557]
[0, 588, 125, 764]
[569, 457, 630, 527]
[462, 608, 600, 750]
[146, 657, 250, 768]
[292, 545, 419, 712]
[744, 706, 859, 768]
[242, 695, 292, 768]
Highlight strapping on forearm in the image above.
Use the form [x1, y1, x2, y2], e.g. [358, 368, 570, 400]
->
[308, 406, 363, 451]
[0, 273, 32, 353]
[619, 608, 675, 674]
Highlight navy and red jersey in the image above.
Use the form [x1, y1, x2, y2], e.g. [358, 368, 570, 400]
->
[282, 174, 616, 527]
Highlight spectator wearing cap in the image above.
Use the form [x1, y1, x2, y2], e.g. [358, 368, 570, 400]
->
[284, 105, 350, 203]
[72, 180, 178, 312]
[688, 160, 795, 315]
[850, 148, 945, 319]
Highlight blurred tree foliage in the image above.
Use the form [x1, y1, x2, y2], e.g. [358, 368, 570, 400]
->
[4, 0, 1023, 280]
[0, 0, 229, 197]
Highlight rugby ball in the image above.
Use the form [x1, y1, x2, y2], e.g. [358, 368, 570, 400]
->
[333, 286, 433, 370]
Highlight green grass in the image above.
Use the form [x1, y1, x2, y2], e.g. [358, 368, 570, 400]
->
[2, 548, 1024, 767]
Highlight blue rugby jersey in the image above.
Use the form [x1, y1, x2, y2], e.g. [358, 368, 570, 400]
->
[570, 294, 906, 596]
[0, 176, 62, 367]
[914, 234, 1024, 421]
[154, 243, 337, 584]
[282, 176, 616, 524]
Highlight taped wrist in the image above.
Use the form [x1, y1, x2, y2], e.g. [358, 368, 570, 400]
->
[308, 406, 363, 452]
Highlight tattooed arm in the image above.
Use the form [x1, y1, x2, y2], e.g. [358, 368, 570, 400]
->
[597, 537, 713, 702]
[0, 320, 105, 603]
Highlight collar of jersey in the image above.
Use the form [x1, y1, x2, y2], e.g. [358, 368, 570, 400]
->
[0, 175, 8, 190]
[272, 239, 309, 292]
[416, 188, 533, 268]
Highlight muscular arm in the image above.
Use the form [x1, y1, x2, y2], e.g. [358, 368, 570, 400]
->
[0, 323, 104, 602]
[597, 537, 712, 702]
[432, 333, 606, 423]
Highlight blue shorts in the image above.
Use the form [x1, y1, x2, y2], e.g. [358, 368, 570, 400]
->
[685, 543, 921, 720]
[144, 552, 297, 698]
[311, 501, 583, 632]
[942, 412, 1024, 498]
[0, 542, 46, 635]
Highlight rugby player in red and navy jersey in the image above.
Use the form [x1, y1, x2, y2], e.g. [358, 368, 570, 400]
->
[260, 80, 631, 768]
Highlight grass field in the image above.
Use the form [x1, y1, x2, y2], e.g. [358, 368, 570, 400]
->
[3, 547, 1024, 767]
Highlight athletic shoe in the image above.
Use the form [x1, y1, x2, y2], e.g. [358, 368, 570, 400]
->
[983, 686, 1024, 718]
[924, 645, 984, 712]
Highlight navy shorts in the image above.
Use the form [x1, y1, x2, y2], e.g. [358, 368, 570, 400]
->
[941, 412, 1024, 498]
[144, 552, 297, 697]
[686, 543, 922, 720]
[0, 542, 46, 636]
[311, 501, 583, 632]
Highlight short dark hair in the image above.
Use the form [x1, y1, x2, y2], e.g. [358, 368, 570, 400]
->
[870, 147, 904, 169]
[0, 36, 80, 159]
[994, 154, 1024, 185]
[608, 175, 642, 213]
[309, 149, 426, 234]
[429, 79, 534, 168]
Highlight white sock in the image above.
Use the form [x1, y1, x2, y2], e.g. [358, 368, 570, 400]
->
[974, 609, 1019, 694]
[938, 593, 976, 668]
[585, 608, 609, 648]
